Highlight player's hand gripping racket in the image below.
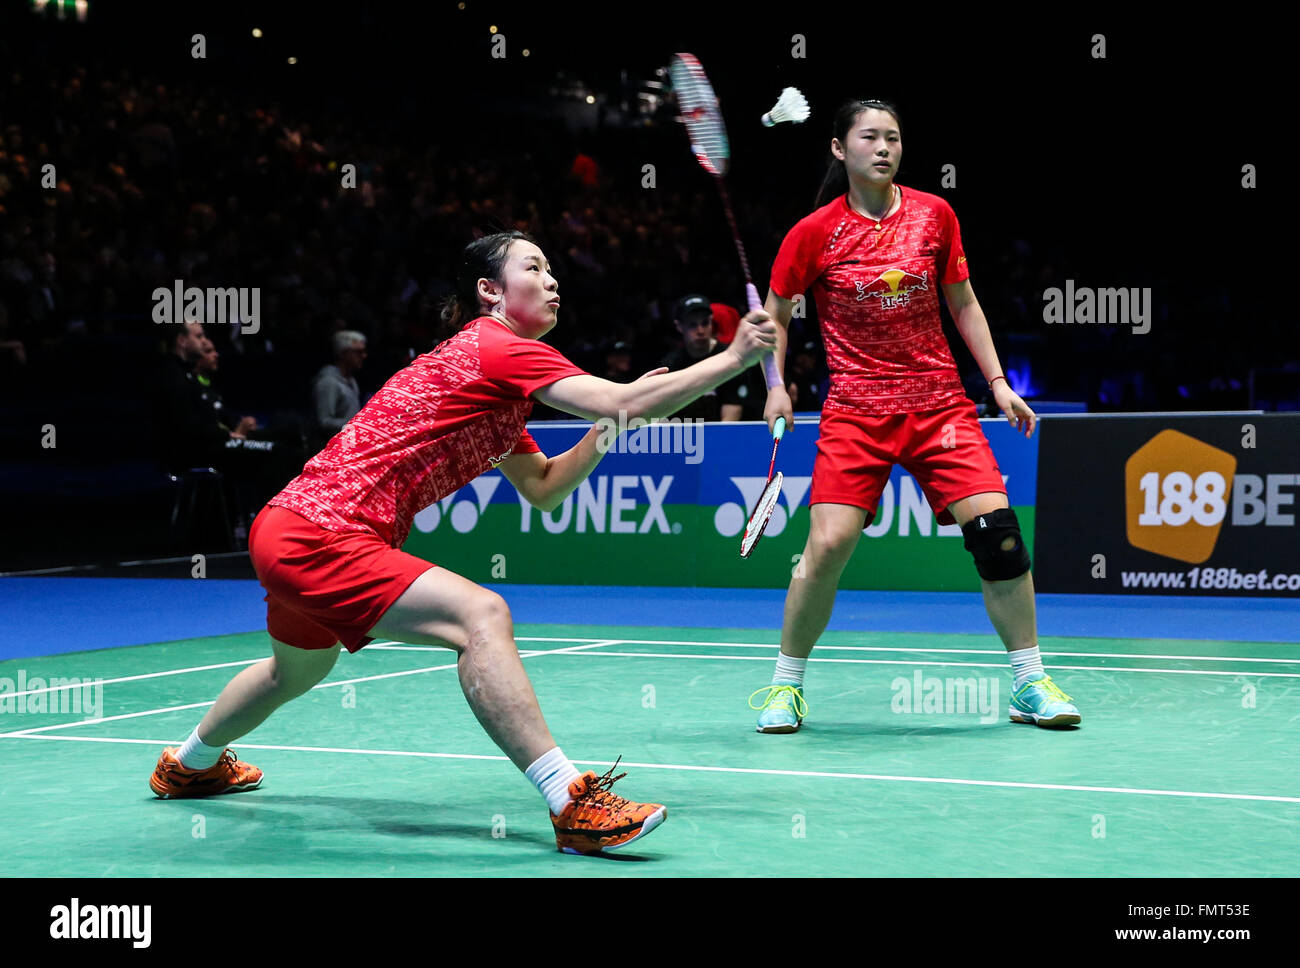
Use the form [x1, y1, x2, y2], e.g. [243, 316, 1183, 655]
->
[740, 416, 786, 558]
[670, 52, 782, 399]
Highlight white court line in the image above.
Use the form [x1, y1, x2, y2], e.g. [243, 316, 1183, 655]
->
[507, 636, 1300, 666]
[3, 636, 1286, 742]
[0, 640, 621, 739]
[5, 732, 1299, 806]
[0, 700, 218, 740]
[0, 659, 264, 700]
[7, 635, 1289, 703]
[522, 650, 1300, 679]
[0, 637, 539, 702]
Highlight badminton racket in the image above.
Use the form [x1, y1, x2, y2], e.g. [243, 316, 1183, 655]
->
[740, 416, 787, 558]
[670, 52, 782, 398]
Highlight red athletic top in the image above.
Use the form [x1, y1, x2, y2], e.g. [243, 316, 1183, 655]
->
[268, 316, 586, 547]
[769, 187, 970, 415]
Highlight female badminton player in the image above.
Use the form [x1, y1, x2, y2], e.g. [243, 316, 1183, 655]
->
[149, 231, 778, 854]
[748, 100, 1081, 733]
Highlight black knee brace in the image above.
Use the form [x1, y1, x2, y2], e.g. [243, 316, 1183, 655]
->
[961, 507, 1031, 581]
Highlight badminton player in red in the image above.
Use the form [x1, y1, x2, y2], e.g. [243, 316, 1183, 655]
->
[149, 231, 778, 854]
[748, 100, 1081, 733]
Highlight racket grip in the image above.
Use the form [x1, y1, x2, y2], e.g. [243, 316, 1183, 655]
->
[773, 415, 786, 440]
[747, 282, 782, 391]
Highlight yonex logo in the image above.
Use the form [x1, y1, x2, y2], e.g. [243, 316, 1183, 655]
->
[714, 476, 812, 538]
[413, 477, 501, 534]
[519, 475, 676, 534]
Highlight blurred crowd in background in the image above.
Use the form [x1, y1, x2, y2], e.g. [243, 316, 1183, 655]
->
[0, 48, 1292, 559]
[4, 50, 1288, 445]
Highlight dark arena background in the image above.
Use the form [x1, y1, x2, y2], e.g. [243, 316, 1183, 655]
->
[0, 0, 1293, 942]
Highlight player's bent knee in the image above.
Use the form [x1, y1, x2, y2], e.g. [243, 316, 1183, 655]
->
[463, 590, 512, 642]
[271, 643, 340, 694]
[961, 507, 1031, 581]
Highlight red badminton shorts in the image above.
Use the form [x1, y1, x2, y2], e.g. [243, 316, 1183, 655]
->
[248, 505, 435, 652]
[809, 399, 1007, 526]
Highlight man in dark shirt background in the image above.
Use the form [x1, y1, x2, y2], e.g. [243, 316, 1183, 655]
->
[156, 321, 236, 471]
[155, 322, 304, 542]
[660, 294, 765, 421]
[196, 336, 259, 440]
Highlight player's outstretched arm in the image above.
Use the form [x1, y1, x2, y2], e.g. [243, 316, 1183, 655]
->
[534, 311, 777, 422]
[500, 367, 670, 511]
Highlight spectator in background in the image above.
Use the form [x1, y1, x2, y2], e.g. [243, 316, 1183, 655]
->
[196, 337, 257, 439]
[311, 330, 366, 448]
[0, 302, 27, 385]
[601, 340, 632, 382]
[660, 294, 765, 421]
[156, 321, 236, 471]
[156, 323, 295, 534]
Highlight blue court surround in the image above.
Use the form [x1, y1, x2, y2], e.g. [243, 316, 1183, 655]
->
[1, 577, 1296, 658]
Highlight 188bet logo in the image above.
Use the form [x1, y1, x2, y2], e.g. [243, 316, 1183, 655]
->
[1125, 430, 1234, 563]
[1124, 429, 1299, 564]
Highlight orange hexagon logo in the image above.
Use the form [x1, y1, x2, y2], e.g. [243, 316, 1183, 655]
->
[1125, 430, 1237, 564]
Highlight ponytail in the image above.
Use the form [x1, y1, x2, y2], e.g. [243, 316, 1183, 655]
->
[434, 229, 535, 343]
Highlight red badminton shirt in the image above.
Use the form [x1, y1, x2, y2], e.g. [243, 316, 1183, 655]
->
[268, 316, 586, 547]
[769, 187, 970, 415]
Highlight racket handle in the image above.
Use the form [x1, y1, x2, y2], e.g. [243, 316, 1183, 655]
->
[773, 415, 786, 440]
[745, 282, 783, 391]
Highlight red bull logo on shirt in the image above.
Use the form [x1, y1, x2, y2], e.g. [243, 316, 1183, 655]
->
[854, 268, 929, 310]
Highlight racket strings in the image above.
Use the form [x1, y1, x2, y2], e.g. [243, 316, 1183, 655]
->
[670, 55, 730, 175]
[741, 473, 784, 558]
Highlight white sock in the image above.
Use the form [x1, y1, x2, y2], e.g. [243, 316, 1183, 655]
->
[773, 652, 807, 687]
[176, 728, 224, 770]
[525, 747, 582, 815]
[1009, 646, 1046, 688]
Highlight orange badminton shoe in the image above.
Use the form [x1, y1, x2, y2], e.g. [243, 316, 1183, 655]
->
[149, 747, 263, 799]
[551, 759, 667, 854]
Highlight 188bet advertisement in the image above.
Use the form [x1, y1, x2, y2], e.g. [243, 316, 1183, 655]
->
[1033, 414, 1300, 596]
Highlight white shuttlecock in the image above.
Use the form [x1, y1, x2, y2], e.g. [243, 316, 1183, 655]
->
[761, 87, 810, 127]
